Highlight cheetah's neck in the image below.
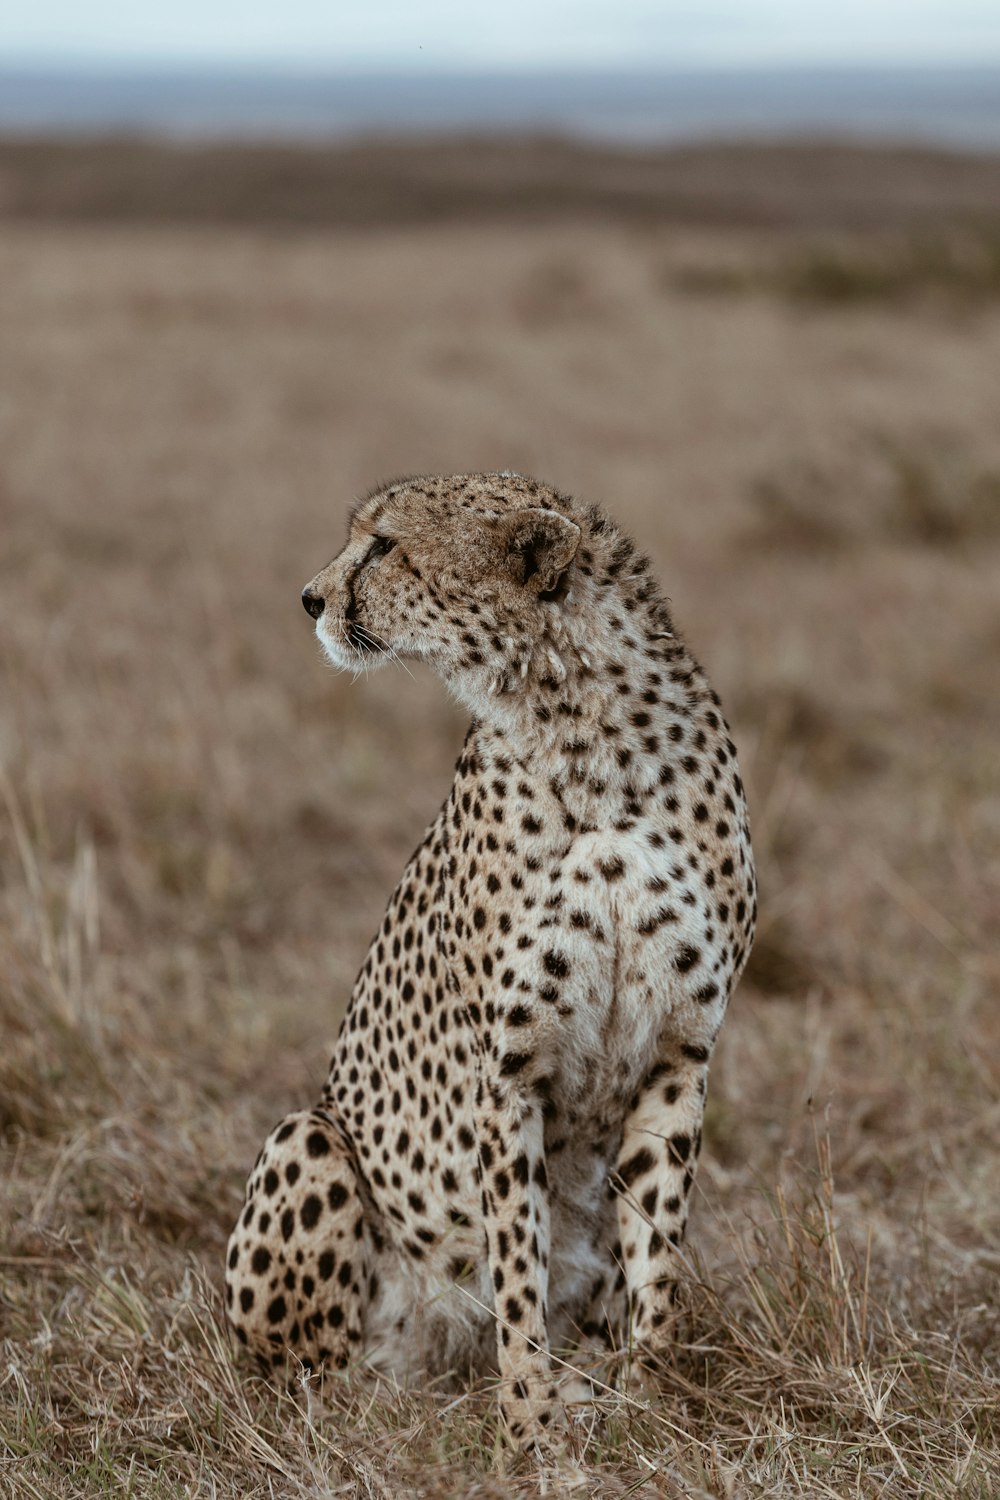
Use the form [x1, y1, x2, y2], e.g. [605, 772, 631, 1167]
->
[453, 526, 717, 826]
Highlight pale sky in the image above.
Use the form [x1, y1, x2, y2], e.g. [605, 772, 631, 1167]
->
[4, 1, 1000, 70]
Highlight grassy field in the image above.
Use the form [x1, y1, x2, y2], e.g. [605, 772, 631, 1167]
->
[0, 141, 998, 1497]
[3, 135, 1000, 230]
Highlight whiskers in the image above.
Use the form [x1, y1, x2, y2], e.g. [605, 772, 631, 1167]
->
[340, 621, 415, 681]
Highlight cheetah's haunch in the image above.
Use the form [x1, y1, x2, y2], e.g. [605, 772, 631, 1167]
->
[226, 474, 756, 1448]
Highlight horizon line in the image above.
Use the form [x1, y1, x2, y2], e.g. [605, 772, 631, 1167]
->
[5, 54, 1000, 76]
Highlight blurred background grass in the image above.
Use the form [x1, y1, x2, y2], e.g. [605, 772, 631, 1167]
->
[1, 10, 999, 1496]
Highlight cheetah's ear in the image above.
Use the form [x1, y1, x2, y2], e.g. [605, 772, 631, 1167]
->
[502, 509, 581, 596]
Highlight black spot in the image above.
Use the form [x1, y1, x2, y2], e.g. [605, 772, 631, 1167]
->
[267, 1295, 287, 1324]
[301, 1195, 323, 1231]
[543, 950, 570, 980]
[674, 943, 700, 973]
[328, 1182, 349, 1211]
[307, 1131, 330, 1157]
[618, 1147, 656, 1186]
[251, 1247, 271, 1275]
[638, 905, 678, 936]
[668, 1134, 692, 1164]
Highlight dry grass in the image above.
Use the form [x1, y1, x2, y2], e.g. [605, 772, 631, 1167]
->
[671, 228, 1000, 307]
[3, 136, 1000, 232]
[1, 177, 998, 1496]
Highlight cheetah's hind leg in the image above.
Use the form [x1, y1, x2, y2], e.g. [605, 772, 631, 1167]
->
[225, 1107, 369, 1377]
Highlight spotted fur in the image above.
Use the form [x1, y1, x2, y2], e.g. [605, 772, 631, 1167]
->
[225, 473, 756, 1448]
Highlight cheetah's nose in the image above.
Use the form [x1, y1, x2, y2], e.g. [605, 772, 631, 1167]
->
[302, 589, 325, 620]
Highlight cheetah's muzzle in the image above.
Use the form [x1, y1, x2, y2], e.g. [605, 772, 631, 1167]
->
[346, 621, 387, 652]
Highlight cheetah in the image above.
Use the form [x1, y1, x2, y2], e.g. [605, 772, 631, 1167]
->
[225, 473, 756, 1448]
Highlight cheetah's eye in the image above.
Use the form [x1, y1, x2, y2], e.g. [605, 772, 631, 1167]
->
[366, 536, 396, 563]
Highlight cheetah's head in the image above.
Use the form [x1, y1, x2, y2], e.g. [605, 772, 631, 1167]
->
[302, 473, 582, 707]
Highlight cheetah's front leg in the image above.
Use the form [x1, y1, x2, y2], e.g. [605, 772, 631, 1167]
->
[474, 1077, 560, 1450]
[614, 1051, 708, 1361]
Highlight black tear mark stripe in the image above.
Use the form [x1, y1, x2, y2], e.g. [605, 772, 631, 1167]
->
[344, 561, 362, 625]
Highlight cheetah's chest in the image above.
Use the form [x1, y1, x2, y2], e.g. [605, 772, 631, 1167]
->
[458, 821, 692, 1109]
[555, 828, 686, 1089]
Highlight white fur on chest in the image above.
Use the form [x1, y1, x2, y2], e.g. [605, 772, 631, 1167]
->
[541, 827, 688, 1111]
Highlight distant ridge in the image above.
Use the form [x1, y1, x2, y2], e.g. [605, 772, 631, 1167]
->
[1, 65, 1000, 150]
[2, 136, 999, 230]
